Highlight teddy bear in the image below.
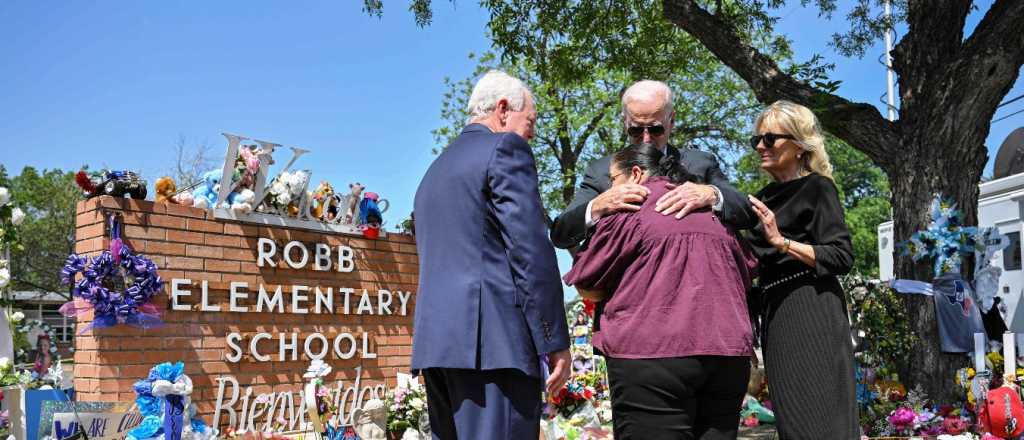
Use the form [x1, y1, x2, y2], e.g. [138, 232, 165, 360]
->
[344, 182, 365, 224]
[191, 170, 221, 209]
[155, 176, 177, 203]
[359, 191, 386, 226]
[224, 189, 255, 214]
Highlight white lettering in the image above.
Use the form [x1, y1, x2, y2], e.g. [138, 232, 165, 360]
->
[362, 332, 378, 359]
[200, 280, 220, 312]
[338, 245, 355, 272]
[356, 290, 374, 315]
[226, 333, 243, 363]
[251, 333, 271, 362]
[213, 376, 240, 429]
[334, 333, 358, 359]
[292, 285, 309, 314]
[304, 333, 329, 360]
[257, 238, 276, 268]
[283, 241, 309, 270]
[314, 243, 331, 271]
[171, 279, 192, 311]
[229, 282, 249, 313]
[315, 287, 333, 314]
[257, 285, 284, 313]
[377, 289, 392, 315]
[397, 290, 413, 316]
[280, 332, 298, 361]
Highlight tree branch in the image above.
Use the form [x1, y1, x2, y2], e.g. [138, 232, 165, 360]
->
[661, 0, 899, 171]
[573, 95, 620, 157]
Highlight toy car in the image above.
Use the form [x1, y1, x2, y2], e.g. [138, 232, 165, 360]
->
[76, 170, 147, 199]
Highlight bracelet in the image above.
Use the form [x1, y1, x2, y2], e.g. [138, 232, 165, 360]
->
[781, 238, 791, 253]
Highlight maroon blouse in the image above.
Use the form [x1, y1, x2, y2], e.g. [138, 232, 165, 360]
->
[563, 177, 758, 359]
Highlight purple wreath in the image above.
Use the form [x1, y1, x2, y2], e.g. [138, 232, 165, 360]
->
[60, 245, 164, 334]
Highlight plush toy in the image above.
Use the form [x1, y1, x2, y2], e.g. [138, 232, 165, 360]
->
[359, 192, 384, 226]
[225, 189, 255, 214]
[309, 181, 335, 220]
[345, 183, 365, 224]
[155, 176, 177, 203]
[191, 170, 221, 209]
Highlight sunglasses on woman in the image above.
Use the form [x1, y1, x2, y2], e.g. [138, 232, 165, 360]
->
[749, 133, 796, 149]
[627, 124, 666, 138]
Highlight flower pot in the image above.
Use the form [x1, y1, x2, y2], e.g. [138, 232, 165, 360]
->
[363, 227, 380, 239]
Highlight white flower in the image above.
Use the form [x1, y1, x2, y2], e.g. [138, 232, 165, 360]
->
[0, 268, 9, 289]
[10, 207, 24, 226]
[410, 397, 425, 411]
[0, 357, 10, 369]
[0, 187, 8, 207]
[9, 311, 23, 323]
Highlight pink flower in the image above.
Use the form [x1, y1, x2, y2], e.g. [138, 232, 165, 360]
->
[742, 414, 759, 427]
[887, 407, 916, 430]
[943, 417, 968, 435]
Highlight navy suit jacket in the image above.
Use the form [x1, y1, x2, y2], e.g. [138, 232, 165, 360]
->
[411, 124, 570, 378]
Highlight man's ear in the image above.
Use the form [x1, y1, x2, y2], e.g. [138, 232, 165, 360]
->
[496, 98, 510, 124]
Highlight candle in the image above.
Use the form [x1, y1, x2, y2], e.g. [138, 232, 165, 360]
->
[975, 332, 987, 372]
[1005, 332, 1017, 381]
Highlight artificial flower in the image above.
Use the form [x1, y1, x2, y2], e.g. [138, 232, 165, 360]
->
[0, 188, 8, 207]
[8, 312, 23, 323]
[0, 268, 9, 289]
[9, 208, 23, 226]
[888, 407, 916, 430]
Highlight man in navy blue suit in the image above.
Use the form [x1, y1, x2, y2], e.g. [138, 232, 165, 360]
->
[412, 70, 571, 439]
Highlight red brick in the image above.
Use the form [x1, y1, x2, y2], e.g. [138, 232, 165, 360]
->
[75, 237, 106, 253]
[167, 229, 205, 243]
[165, 202, 208, 219]
[149, 215, 187, 229]
[206, 233, 242, 247]
[188, 218, 223, 234]
[223, 223, 258, 236]
[223, 248, 255, 261]
[146, 241, 186, 255]
[187, 245, 223, 259]
[167, 256, 204, 270]
[125, 225, 166, 240]
[206, 260, 240, 272]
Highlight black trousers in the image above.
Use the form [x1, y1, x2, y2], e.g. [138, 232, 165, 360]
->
[423, 368, 542, 440]
[606, 356, 750, 440]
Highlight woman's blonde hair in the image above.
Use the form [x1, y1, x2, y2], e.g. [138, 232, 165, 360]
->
[754, 100, 834, 180]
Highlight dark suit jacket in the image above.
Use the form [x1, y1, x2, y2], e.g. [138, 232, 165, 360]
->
[550, 145, 756, 249]
[411, 124, 570, 378]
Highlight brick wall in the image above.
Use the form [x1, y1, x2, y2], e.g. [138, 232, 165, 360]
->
[72, 196, 417, 423]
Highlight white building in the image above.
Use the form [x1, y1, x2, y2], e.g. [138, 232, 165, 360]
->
[878, 127, 1024, 324]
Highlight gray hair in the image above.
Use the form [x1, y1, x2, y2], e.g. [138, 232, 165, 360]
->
[621, 80, 674, 121]
[467, 70, 530, 122]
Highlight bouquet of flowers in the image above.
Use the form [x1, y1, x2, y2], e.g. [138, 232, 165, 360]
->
[385, 374, 428, 435]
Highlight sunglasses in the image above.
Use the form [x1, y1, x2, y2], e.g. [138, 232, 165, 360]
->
[627, 124, 666, 138]
[749, 132, 796, 149]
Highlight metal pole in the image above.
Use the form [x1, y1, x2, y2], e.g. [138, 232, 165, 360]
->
[884, 0, 897, 122]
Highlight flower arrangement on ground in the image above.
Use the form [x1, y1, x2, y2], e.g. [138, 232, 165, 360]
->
[385, 374, 428, 435]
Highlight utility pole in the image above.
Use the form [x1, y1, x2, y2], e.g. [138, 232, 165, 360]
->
[883, 0, 897, 122]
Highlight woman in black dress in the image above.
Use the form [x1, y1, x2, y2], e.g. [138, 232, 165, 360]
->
[746, 100, 859, 439]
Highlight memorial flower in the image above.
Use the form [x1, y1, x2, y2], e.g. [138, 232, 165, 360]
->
[9, 208, 23, 227]
[0, 188, 8, 207]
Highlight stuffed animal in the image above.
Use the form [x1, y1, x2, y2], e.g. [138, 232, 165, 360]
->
[309, 181, 335, 220]
[155, 176, 177, 203]
[359, 192, 384, 226]
[345, 183, 365, 224]
[191, 170, 221, 209]
[353, 398, 387, 440]
[224, 189, 255, 214]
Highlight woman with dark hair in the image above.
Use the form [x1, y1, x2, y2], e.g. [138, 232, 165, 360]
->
[33, 334, 53, 376]
[563, 143, 758, 440]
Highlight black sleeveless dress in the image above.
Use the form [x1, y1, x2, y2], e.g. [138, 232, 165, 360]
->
[748, 173, 859, 439]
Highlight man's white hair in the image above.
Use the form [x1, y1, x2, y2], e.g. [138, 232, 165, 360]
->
[467, 70, 530, 121]
[621, 80, 674, 120]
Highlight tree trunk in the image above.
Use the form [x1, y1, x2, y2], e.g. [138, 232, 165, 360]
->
[889, 126, 987, 401]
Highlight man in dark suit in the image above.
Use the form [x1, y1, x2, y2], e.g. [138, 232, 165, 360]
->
[551, 80, 756, 248]
[412, 70, 571, 439]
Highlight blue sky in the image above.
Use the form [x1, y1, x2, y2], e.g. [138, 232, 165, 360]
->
[1, 1, 1021, 299]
